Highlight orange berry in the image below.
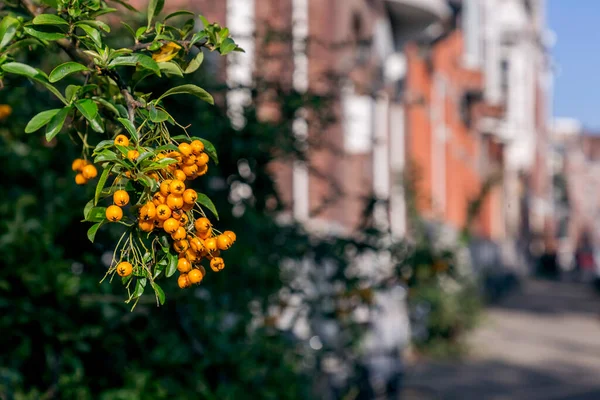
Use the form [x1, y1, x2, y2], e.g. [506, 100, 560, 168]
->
[210, 257, 224, 272]
[198, 228, 212, 240]
[182, 189, 197, 205]
[116, 261, 133, 277]
[191, 140, 204, 155]
[223, 230, 237, 243]
[75, 173, 88, 185]
[173, 239, 189, 253]
[171, 226, 187, 241]
[114, 134, 129, 147]
[138, 220, 154, 232]
[182, 202, 194, 212]
[171, 209, 184, 220]
[182, 164, 198, 178]
[127, 149, 140, 161]
[197, 164, 208, 176]
[204, 237, 218, 253]
[156, 204, 171, 220]
[169, 179, 186, 195]
[178, 142, 192, 156]
[106, 205, 123, 222]
[154, 218, 164, 228]
[82, 164, 98, 179]
[159, 179, 172, 196]
[196, 152, 209, 167]
[166, 194, 184, 210]
[183, 155, 196, 166]
[190, 237, 204, 252]
[177, 257, 192, 273]
[139, 202, 156, 221]
[194, 217, 211, 233]
[185, 249, 198, 263]
[188, 268, 203, 284]
[179, 213, 190, 226]
[72, 158, 85, 171]
[177, 274, 191, 288]
[172, 169, 185, 182]
[113, 190, 130, 206]
[217, 234, 233, 250]
[153, 192, 167, 206]
[163, 218, 179, 234]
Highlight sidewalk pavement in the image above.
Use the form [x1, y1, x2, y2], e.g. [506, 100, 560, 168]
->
[400, 278, 600, 400]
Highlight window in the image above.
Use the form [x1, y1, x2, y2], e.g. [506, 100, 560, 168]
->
[500, 58, 509, 101]
[463, 0, 482, 68]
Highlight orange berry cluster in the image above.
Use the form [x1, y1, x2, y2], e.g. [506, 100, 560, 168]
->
[71, 158, 98, 185]
[105, 136, 236, 288]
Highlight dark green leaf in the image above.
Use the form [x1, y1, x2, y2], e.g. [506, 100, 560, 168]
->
[75, 99, 98, 120]
[0, 16, 20, 50]
[1, 62, 41, 78]
[133, 278, 147, 298]
[158, 61, 183, 77]
[94, 166, 112, 205]
[65, 85, 80, 103]
[77, 20, 110, 33]
[154, 258, 167, 279]
[93, 97, 120, 116]
[49, 62, 89, 83]
[165, 253, 177, 278]
[135, 151, 154, 164]
[117, 118, 138, 142]
[155, 143, 179, 152]
[184, 51, 204, 74]
[32, 14, 68, 26]
[83, 199, 94, 220]
[164, 10, 194, 21]
[94, 150, 118, 164]
[114, 144, 130, 158]
[151, 282, 166, 305]
[4, 38, 43, 54]
[220, 38, 238, 55]
[23, 27, 66, 41]
[93, 140, 114, 153]
[86, 207, 107, 222]
[149, 105, 169, 122]
[45, 107, 70, 141]
[157, 84, 213, 104]
[78, 24, 102, 48]
[25, 109, 61, 133]
[89, 113, 104, 133]
[196, 193, 219, 219]
[121, 21, 137, 39]
[87, 222, 102, 243]
[109, 54, 161, 76]
[147, 0, 165, 28]
[189, 31, 207, 47]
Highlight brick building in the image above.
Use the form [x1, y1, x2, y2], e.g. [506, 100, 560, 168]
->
[131, 0, 554, 265]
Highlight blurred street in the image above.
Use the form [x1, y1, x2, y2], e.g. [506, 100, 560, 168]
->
[402, 278, 600, 400]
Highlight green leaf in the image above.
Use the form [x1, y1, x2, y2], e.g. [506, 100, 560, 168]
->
[32, 14, 68, 26]
[147, 0, 165, 28]
[83, 199, 94, 220]
[25, 109, 61, 133]
[117, 118, 138, 142]
[198, 15, 210, 28]
[189, 31, 207, 47]
[165, 253, 177, 278]
[135, 26, 147, 39]
[78, 24, 102, 48]
[109, 54, 161, 76]
[45, 107, 70, 141]
[75, 99, 98, 120]
[94, 166, 112, 205]
[93, 140, 114, 153]
[151, 282, 166, 305]
[77, 20, 111, 33]
[87, 222, 102, 243]
[196, 193, 219, 219]
[110, 0, 138, 12]
[1, 62, 41, 78]
[86, 207, 107, 223]
[0, 16, 20, 50]
[155, 143, 179, 152]
[114, 144, 130, 158]
[49, 62, 89, 83]
[121, 22, 137, 39]
[94, 149, 119, 163]
[89, 113, 104, 133]
[23, 27, 66, 41]
[220, 38, 238, 55]
[4, 38, 43, 54]
[158, 61, 183, 77]
[164, 10, 194, 21]
[149, 105, 169, 123]
[154, 258, 167, 279]
[133, 278, 147, 298]
[93, 97, 120, 116]
[157, 84, 213, 105]
[184, 51, 204, 74]
[65, 85, 80, 103]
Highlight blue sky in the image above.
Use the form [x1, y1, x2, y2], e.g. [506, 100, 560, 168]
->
[548, 0, 600, 130]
